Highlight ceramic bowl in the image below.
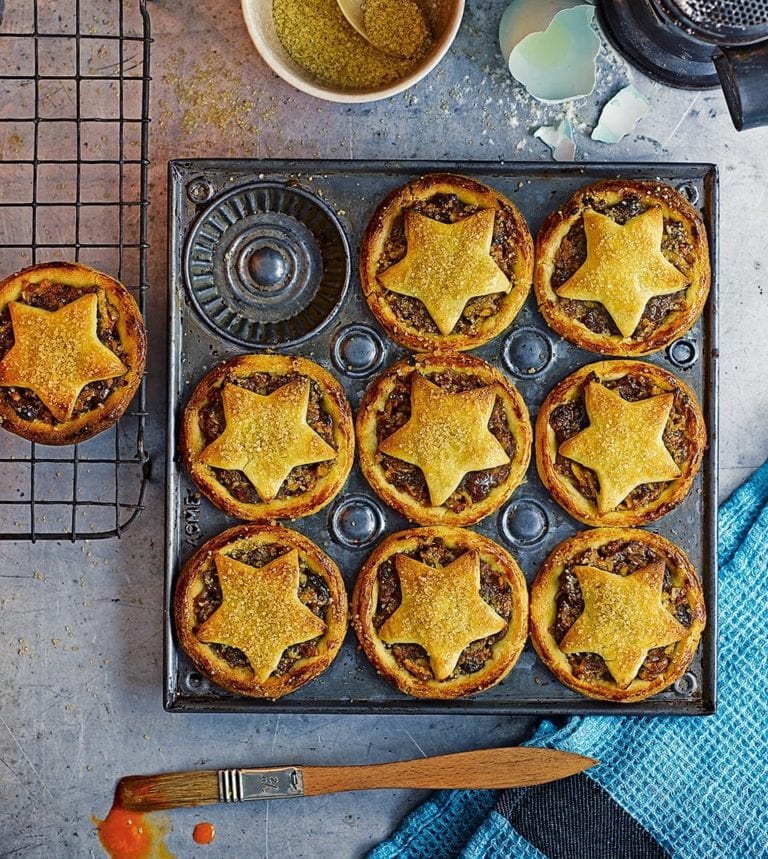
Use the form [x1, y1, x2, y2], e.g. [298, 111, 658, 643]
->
[241, 0, 465, 103]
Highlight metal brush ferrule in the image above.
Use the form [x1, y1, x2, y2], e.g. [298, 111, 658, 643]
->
[217, 767, 305, 802]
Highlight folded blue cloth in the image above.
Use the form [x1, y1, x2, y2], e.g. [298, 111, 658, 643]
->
[370, 462, 768, 859]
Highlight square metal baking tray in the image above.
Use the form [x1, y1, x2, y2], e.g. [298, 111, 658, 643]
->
[165, 159, 717, 715]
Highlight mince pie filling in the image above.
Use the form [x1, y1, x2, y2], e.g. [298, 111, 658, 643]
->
[552, 195, 696, 339]
[193, 543, 330, 676]
[376, 370, 516, 512]
[372, 537, 512, 680]
[198, 372, 337, 504]
[554, 539, 694, 683]
[377, 194, 519, 335]
[550, 372, 693, 510]
[0, 280, 125, 424]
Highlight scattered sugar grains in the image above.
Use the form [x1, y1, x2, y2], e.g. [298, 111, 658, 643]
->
[273, 0, 430, 88]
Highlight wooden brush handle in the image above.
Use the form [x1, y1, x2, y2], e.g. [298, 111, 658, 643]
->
[300, 747, 594, 796]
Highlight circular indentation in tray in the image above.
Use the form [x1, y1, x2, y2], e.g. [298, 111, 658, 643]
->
[667, 337, 699, 369]
[502, 327, 554, 378]
[500, 498, 549, 547]
[673, 671, 698, 697]
[329, 494, 385, 548]
[331, 324, 386, 378]
[675, 181, 700, 205]
[184, 182, 350, 348]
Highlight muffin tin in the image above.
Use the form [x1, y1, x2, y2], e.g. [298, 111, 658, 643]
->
[165, 159, 718, 715]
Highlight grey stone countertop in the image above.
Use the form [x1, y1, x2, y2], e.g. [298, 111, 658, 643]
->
[2, 0, 767, 856]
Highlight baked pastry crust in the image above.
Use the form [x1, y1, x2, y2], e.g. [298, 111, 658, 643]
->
[529, 528, 705, 703]
[535, 179, 710, 356]
[174, 523, 347, 699]
[0, 261, 146, 445]
[181, 354, 354, 521]
[536, 360, 705, 526]
[351, 526, 528, 699]
[360, 173, 534, 351]
[357, 352, 531, 526]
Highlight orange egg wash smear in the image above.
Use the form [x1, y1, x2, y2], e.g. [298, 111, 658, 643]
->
[93, 802, 173, 859]
[192, 822, 216, 845]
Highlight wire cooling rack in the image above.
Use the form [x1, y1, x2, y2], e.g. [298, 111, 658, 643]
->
[0, 0, 151, 540]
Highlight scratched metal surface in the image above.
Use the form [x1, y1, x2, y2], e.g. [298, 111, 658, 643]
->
[165, 158, 717, 717]
[1, 0, 767, 857]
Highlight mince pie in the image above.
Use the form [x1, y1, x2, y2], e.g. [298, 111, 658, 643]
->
[351, 526, 528, 699]
[535, 179, 710, 355]
[174, 524, 347, 699]
[536, 360, 705, 527]
[0, 261, 146, 445]
[529, 528, 705, 703]
[181, 354, 354, 521]
[360, 173, 534, 351]
[357, 353, 531, 526]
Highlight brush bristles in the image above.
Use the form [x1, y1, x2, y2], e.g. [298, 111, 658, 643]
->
[117, 770, 220, 811]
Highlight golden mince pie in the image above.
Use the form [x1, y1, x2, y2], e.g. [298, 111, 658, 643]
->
[174, 524, 347, 699]
[181, 354, 354, 521]
[529, 528, 706, 703]
[360, 173, 534, 352]
[536, 360, 706, 527]
[357, 353, 532, 526]
[535, 179, 710, 356]
[351, 527, 528, 699]
[0, 261, 146, 445]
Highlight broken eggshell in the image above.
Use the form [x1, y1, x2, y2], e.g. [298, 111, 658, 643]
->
[506, 5, 600, 103]
[592, 84, 651, 143]
[534, 119, 576, 161]
[498, 0, 581, 64]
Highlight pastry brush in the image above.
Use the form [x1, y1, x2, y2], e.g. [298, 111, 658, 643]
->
[116, 747, 597, 811]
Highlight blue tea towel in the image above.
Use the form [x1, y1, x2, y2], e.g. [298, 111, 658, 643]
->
[370, 462, 768, 859]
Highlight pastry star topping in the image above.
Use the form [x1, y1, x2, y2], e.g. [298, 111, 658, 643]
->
[198, 379, 336, 502]
[560, 561, 688, 688]
[380, 551, 506, 681]
[559, 382, 680, 513]
[196, 549, 326, 683]
[0, 294, 126, 421]
[378, 209, 510, 335]
[557, 208, 688, 337]
[379, 374, 510, 506]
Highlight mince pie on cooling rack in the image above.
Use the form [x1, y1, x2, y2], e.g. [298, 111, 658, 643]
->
[181, 354, 354, 521]
[360, 173, 534, 351]
[174, 524, 347, 699]
[529, 528, 706, 703]
[0, 261, 146, 445]
[534, 179, 710, 356]
[351, 526, 528, 699]
[357, 352, 531, 526]
[535, 360, 706, 527]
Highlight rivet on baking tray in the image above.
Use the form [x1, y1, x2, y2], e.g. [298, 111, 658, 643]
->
[667, 337, 699, 369]
[673, 672, 698, 696]
[500, 498, 549, 547]
[674, 181, 699, 205]
[329, 494, 385, 549]
[502, 327, 554, 378]
[331, 323, 385, 378]
[187, 178, 214, 204]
